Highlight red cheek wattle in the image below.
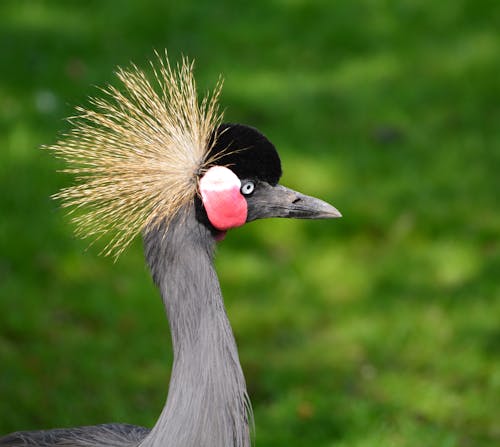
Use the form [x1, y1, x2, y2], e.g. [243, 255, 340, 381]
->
[201, 187, 247, 230]
[199, 166, 248, 230]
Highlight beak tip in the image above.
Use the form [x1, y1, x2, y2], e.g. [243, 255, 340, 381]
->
[328, 207, 342, 219]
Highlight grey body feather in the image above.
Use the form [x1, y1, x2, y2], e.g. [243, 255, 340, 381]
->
[0, 424, 149, 447]
[0, 203, 251, 447]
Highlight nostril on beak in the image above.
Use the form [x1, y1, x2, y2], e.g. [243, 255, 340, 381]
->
[292, 196, 301, 204]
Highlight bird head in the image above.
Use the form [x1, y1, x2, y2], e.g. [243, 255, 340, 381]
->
[49, 53, 340, 257]
[198, 123, 341, 236]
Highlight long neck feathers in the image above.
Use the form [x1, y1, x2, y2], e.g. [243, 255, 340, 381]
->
[141, 205, 251, 447]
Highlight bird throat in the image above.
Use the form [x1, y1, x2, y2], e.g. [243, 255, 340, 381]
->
[141, 206, 251, 447]
[215, 230, 227, 241]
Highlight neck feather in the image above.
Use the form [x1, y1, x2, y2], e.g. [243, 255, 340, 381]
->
[139, 205, 251, 447]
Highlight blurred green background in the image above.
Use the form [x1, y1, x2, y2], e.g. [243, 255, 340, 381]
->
[1, 1, 499, 446]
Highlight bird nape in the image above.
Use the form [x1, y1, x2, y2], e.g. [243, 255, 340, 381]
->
[0, 54, 341, 447]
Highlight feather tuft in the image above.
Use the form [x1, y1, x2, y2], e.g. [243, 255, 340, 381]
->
[47, 52, 223, 258]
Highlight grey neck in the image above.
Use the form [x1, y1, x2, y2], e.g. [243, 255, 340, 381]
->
[139, 205, 251, 447]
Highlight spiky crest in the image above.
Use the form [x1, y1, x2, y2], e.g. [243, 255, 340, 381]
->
[48, 52, 224, 258]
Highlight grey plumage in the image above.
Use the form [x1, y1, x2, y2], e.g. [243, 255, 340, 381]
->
[0, 424, 149, 447]
[140, 206, 252, 447]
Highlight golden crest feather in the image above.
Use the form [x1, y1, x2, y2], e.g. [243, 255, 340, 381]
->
[48, 53, 223, 258]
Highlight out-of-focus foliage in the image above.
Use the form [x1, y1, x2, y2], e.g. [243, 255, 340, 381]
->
[0, 1, 498, 446]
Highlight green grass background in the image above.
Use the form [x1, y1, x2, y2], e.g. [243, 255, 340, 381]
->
[1, 1, 499, 446]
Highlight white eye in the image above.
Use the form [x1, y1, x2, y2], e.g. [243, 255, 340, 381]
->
[240, 181, 255, 196]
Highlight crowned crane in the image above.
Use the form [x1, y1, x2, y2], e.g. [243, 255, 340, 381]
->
[0, 54, 341, 447]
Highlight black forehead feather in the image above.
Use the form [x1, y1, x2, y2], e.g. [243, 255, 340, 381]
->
[207, 123, 282, 185]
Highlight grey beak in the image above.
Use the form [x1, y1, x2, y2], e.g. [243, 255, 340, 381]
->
[246, 183, 341, 222]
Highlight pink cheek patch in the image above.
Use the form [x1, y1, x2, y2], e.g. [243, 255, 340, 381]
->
[199, 166, 248, 230]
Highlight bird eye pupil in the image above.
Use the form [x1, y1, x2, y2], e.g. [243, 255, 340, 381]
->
[241, 181, 254, 195]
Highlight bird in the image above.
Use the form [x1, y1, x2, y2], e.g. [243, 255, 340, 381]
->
[0, 54, 341, 447]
